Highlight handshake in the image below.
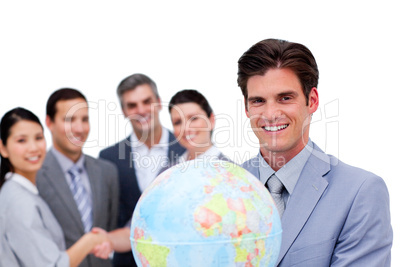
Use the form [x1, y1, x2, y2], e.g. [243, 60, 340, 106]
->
[89, 227, 132, 259]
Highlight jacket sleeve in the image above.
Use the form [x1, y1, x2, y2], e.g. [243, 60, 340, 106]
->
[331, 174, 392, 266]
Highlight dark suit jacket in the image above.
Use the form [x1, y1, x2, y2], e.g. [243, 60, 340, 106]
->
[36, 152, 119, 267]
[242, 142, 392, 266]
[99, 132, 185, 267]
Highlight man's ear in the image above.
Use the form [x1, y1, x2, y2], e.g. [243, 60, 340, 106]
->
[157, 97, 162, 111]
[45, 115, 53, 131]
[244, 97, 250, 118]
[308, 87, 319, 114]
[151, 97, 162, 113]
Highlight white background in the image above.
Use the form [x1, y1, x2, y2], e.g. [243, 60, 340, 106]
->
[1, 1, 400, 265]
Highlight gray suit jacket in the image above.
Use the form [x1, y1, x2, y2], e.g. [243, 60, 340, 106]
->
[0, 180, 69, 267]
[242, 142, 392, 267]
[36, 152, 119, 267]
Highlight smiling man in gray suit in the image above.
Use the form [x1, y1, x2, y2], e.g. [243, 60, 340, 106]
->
[238, 39, 392, 266]
[37, 88, 119, 267]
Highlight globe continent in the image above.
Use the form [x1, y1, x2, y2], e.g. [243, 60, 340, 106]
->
[130, 160, 282, 267]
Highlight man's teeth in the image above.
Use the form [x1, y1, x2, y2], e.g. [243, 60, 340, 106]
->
[264, 124, 289, 132]
[71, 137, 83, 142]
[186, 134, 196, 140]
[136, 116, 151, 123]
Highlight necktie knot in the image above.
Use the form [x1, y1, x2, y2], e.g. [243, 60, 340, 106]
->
[266, 174, 285, 218]
[267, 174, 284, 194]
[68, 166, 82, 181]
[68, 165, 81, 174]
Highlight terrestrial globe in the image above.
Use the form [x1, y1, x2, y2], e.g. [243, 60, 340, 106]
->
[130, 160, 282, 267]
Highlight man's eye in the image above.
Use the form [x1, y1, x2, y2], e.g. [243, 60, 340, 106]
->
[127, 104, 136, 109]
[173, 120, 182, 126]
[250, 98, 264, 104]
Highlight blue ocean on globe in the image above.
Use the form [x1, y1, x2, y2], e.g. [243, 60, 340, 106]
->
[130, 160, 282, 267]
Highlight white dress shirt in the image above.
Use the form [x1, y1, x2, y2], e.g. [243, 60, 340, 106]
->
[178, 145, 222, 163]
[130, 127, 170, 192]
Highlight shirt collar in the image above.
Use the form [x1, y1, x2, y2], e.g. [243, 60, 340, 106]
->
[258, 139, 313, 195]
[258, 154, 275, 185]
[51, 147, 85, 173]
[130, 127, 169, 149]
[179, 145, 221, 162]
[5, 172, 38, 195]
[202, 145, 221, 158]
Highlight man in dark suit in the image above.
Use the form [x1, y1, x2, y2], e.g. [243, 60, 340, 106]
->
[37, 88, 119, 267]
[238, 39, 392, 266]
[99, 73, 185, 266]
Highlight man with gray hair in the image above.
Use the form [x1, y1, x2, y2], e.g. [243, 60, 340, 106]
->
[99, 73, 185, 267]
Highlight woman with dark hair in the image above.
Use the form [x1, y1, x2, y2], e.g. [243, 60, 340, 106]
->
[169, 89, 229, 163]
[0, 107, 110, 267]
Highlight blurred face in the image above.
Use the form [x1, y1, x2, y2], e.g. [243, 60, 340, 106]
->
[170, 102, 214, 152]
[0, 120, 46, 180]
[246, 68, 318, 160]
[121, 84, 162, 139]
[46, 98, 89, 162]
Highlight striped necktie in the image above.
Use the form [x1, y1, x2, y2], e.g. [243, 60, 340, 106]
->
[267, 173, 285, 218]
[68, 166, 93, 232]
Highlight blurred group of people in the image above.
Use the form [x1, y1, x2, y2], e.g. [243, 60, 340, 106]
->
[0, 72, 226, 267]
[0, 38, 393, 267]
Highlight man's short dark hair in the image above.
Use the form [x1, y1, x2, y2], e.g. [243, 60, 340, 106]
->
[46, 88, 87, 121]
[237, 38, 319, 105]
[116, 73, 159, 105]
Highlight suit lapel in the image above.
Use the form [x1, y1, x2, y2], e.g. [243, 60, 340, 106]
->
[276, 144, 330, 264]
[42, 152, 84, 231]
[85, 156, 101, 226]
[116, 136, 135, 173]
[121, 136, 140, 197]
[120, 136, 136, 180]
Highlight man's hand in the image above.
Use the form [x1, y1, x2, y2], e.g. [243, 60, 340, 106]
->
[91, 227, 113, 259]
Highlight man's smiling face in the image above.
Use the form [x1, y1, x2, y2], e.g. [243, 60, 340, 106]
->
[121, 84, 162, 139]
[246, 68, 318, 160]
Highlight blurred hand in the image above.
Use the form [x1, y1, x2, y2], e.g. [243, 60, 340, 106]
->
[91, 227, 113, 259]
